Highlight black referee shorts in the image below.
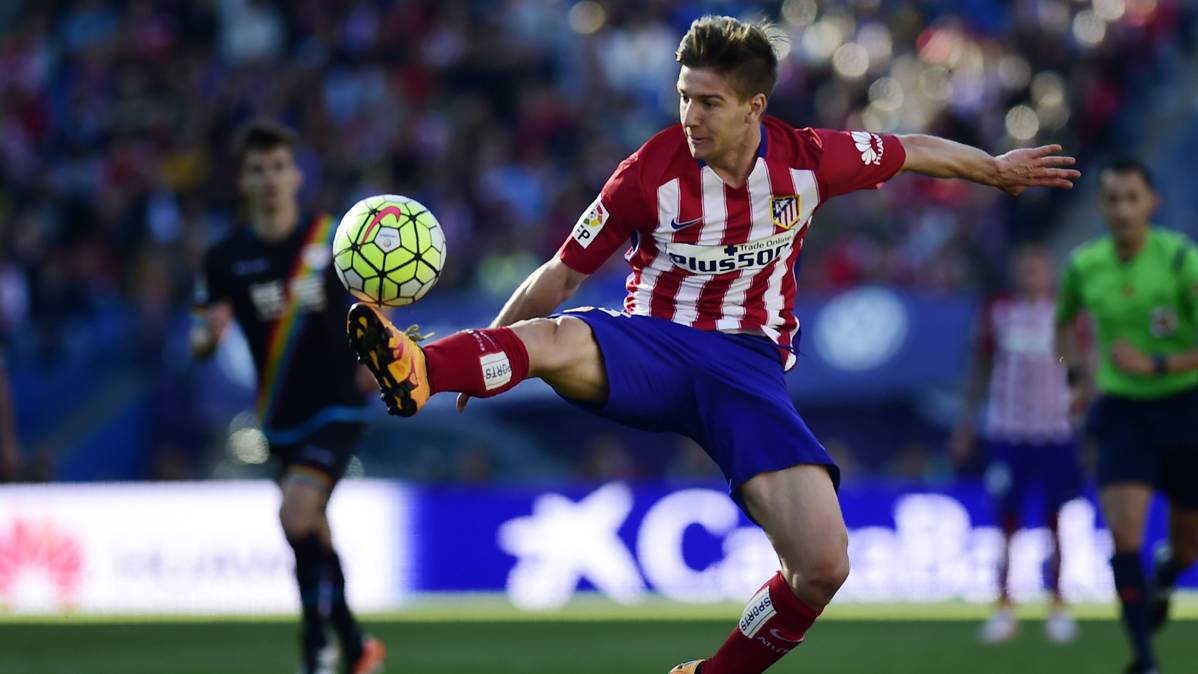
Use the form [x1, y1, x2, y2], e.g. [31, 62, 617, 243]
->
[1088, 387, 1198, 509]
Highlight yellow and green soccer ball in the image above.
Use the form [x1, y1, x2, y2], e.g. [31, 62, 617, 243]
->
[332, 194, 446, 306]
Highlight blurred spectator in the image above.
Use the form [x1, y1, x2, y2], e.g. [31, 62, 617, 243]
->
[456, 445, 495, 484]
[886, 440, 953, 486]
[579, 435, 641, 481]
[665, 437, 722, 483]
[4, 1, 1186, 328]
[0, 353, 19, 481]
[821, 438, 861, 482]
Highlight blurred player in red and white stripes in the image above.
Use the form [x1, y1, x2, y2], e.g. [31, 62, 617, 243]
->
[952, 244, 1084, 644]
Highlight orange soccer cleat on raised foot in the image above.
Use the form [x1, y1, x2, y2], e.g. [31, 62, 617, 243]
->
[347, 303, 430, 417]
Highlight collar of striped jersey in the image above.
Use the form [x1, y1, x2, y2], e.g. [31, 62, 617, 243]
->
[695, 122, 768, 169]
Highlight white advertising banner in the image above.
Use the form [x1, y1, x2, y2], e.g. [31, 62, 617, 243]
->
[0, 480, 1133, 614]
[0, 480, 409, 615]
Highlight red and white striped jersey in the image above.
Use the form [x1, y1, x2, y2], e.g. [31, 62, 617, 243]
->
[980, 297, 1072, 442]
[557, 115, 906, 369]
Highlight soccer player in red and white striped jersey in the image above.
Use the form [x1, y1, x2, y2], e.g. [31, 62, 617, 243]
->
[348, 16, 1079, 673]
[558, 114, 908, 371]
[951, 245, 1084, 645]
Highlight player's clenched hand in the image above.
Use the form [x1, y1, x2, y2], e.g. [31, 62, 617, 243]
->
[456, 393, 471, 412]
[1111, 339, 1154, 375]
[993, 144, 1080, 196]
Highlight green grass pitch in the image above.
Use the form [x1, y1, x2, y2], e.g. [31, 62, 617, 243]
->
[3, 600, 1196, 674]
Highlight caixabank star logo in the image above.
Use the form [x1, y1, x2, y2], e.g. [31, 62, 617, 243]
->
[0, 518, 83, 611]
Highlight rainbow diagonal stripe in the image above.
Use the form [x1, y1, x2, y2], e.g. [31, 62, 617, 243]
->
[256, 213, 336, 424]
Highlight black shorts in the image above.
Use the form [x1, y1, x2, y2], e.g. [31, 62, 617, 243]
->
[269, 421, 363, 486]
[1088, 388, 1198, 509]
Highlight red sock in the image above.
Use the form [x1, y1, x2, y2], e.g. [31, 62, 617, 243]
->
[423, 327, 530, 397]
[703, 572, 821, 674]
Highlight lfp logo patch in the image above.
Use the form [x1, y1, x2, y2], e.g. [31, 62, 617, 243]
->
[771, 195, 801, 230]
[572, 198, 609, 249]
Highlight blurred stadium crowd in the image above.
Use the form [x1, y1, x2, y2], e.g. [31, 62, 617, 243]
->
[0, 0, 1194, 483]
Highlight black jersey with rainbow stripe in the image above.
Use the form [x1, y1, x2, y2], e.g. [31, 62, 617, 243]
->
[196, 213, 365, 438]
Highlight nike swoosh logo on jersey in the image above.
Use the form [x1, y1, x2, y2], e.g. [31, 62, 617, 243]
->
[670, 216, 703, 230]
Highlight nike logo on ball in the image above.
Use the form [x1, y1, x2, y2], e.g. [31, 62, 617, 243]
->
[670, 216, 703, 230]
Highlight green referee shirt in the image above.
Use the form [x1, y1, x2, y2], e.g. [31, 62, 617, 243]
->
[1057, 228, 1198, 399]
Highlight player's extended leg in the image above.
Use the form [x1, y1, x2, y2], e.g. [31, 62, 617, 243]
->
[508, 315, 607, 401]
[980, 447, 1021, 644]
[1043, 439, 1083, 644]
[680, 464, 848, 674]
[978, 508, 1020, 644]
[998, 511, 1017, 605]
[279, 472, 385, 674]
[347, 303, 606, 415]
[1100, 483, 1156, 673]
[1149, 505, 1198, 632]
[1046, 506, 1064, 602]
[1043, 502, 1079, 643]
[279, 474, 340, 673]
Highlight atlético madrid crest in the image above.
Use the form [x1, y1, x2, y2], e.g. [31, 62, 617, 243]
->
[771, 195, 801, 230]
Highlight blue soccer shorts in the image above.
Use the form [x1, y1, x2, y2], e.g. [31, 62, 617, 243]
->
[984, 438, 1084, 518]
[556, 308, 839, 509]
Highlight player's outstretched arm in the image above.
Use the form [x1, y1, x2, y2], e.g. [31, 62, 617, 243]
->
[190, 302, 232, 360]
[488, 255, 588, 329]
[898, 135, 1080, 196]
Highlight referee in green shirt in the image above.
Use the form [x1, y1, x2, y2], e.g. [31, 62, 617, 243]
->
[1057, 159, 1198, 674]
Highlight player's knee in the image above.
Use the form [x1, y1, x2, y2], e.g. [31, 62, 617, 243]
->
[782, 536, 849, 607]
[783, 553, 848, 608]
[513, 316, 588, 374]
[1107, 520, 1143, 553]
[808, 546, 850, 602]
[511, 318, 558, 369]
[278, 502, 320, 541]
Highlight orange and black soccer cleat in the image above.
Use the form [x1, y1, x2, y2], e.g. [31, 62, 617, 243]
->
[351, 635, 386, 674]
[667, 660, 704, 673]
[347, 303, 430, 417]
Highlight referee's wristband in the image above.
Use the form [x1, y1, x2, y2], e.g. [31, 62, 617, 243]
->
[1152, 352, 1170, 376]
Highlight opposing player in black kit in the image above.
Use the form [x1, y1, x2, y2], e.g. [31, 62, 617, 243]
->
[191, 121, 385, 674]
